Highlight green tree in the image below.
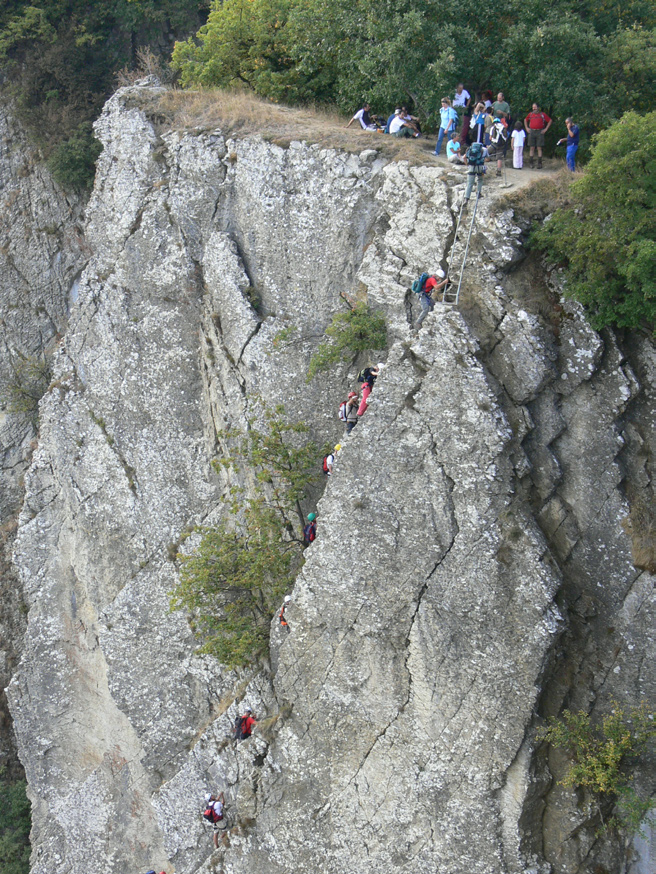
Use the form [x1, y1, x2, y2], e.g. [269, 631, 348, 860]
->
[0, 771, 31, 874]
[306, 301, 387, 382]
[540, 703, 656, 834]
[532, 111, 656, 332]
[170, 403, 320, 667]
[0, 1, 208, 175]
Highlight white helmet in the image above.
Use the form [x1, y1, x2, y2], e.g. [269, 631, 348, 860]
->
[436, 269, 446, 279]
[284, 595, 292, 603]
[205, 793, 212, 802]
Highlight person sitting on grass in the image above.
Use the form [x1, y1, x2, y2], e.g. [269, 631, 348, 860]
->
[446, 132, 466, 164]
[346, 102, 377, 130]
[389, 110, 415, 138]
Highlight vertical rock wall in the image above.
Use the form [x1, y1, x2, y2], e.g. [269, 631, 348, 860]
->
[3, 82, 654, 874]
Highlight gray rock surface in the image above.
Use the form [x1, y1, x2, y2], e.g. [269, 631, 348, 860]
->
[2, 82, 654, 874]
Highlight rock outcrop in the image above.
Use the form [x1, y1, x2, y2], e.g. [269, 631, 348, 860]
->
[3, 82, 654, 874]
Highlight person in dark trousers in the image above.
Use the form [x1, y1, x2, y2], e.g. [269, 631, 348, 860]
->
[341, 391, 359, 433]
[524, 102, 552, 168]
[235, 708, 257, 740]
[557, 117, 579, 171]
[303, 513, 317, 543]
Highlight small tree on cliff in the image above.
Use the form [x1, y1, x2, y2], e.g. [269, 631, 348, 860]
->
[306, 301, 387, 382]
[170, 402, 320, 668]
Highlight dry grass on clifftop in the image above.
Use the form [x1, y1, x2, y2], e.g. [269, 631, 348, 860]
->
[147, 88, 437, 162]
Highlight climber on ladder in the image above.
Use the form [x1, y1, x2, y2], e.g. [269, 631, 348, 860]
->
[444, 141, 489, 305]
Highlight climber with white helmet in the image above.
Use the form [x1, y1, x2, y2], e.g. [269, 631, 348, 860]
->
[202, 791, 226, 848]
[416, 270, 449, 328]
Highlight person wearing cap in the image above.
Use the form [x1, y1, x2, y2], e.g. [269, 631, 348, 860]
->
[344, 391, 359, 434]
[384, 107, 401, 133]
[416, 271, 449, 328]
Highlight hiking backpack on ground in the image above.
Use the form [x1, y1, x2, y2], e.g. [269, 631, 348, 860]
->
[411, 272, 430, 295]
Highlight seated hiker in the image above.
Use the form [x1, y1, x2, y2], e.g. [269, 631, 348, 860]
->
[463, 141, 489, 203]
[346, 102, 377, 131]
[384, 107, 401, 133]
[446, 132, 465, 164]
[303, 513, 317, 543]
[279, 594, 292, 627]
[389, 110, 415, 138]
[415, 271, 448, 328]
[234, 708, 257, 741]
[339, 391, 359, 434]
[203, 792, 226, 849]
[400, 106, 421, 135]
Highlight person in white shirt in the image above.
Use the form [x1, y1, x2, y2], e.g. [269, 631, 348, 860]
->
[511, 121, 526, 168]
[453, 83, 471, 108]
[389, 112, 414, 138]
[346, 103, 377, 130]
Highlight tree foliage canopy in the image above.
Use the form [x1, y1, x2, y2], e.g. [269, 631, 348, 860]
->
[0, 771, 31, 874]
[172, 0, 655, 136]
[0, 1, 208, 186]
[306, 302, 387, 382]
[532, 111, 656, 332]
[170, 403, 320, 668]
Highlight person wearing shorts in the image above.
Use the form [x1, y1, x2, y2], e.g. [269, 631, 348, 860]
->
[524, 103, 552, 168]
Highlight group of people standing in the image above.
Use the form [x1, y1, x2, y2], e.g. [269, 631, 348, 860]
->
[347, 86, 579, 173]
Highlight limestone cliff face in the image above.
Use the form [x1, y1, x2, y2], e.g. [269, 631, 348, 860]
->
[0, 99, 86, 773]
[4, 82, 655, 874]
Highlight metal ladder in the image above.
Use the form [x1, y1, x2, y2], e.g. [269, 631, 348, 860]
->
[442, 189, 481, 307]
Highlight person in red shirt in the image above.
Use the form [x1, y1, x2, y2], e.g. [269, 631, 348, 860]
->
[524, 103, 552, 169]
[240, 708, 257, 738]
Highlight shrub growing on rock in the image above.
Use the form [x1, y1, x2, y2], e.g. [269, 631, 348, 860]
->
[306, 301, 386, 382]
[170, 402, 320, 667]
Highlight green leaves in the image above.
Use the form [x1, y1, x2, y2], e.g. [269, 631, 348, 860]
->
[0, 771, 31, 874]
[532, 111, 656, 332]
[539, 703, 656, 834]
[169, 402, 320, 668]
[306, 302, 387, 382]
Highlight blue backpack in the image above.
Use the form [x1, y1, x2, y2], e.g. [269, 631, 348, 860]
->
[412, 273, 430, 294]
[467, 142, 485, 166]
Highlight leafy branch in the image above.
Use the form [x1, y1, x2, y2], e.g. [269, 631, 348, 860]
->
[170, 401, 321, 668]
[306, 301, 386, 382]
